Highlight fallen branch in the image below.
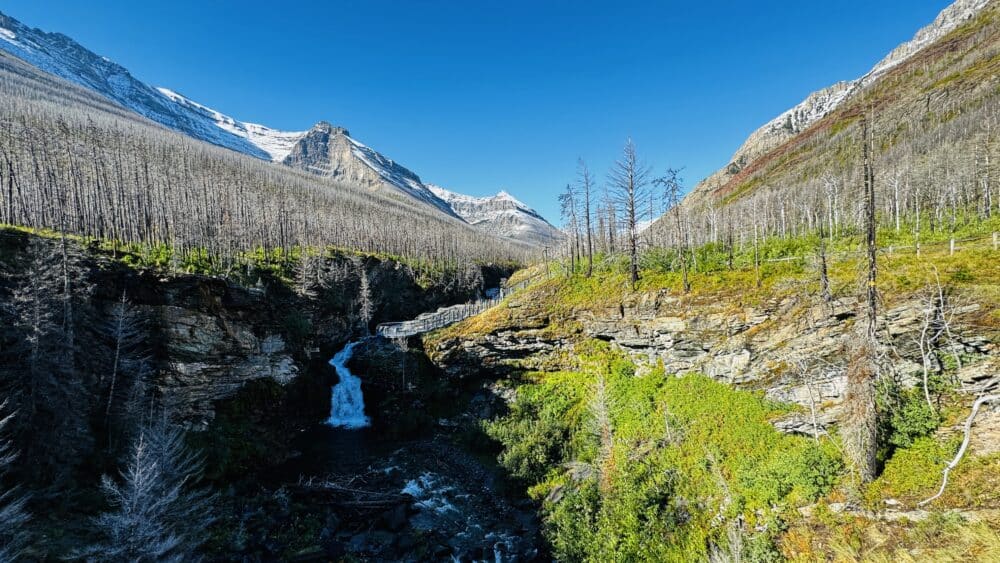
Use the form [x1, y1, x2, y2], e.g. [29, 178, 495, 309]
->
[918, 394, 999, 507]
[289, 477, 411, 512]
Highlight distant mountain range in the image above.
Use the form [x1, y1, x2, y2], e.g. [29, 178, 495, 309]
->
[427, 186, 564, 247]
[0, 10, 560, 247]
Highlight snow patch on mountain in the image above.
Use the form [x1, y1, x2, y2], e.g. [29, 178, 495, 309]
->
[346, 135, 433, 201]
[157, 87, 305, 161]
[0, 11, 282, 159]
[0, 9, 563, 234]
[706, 0, 989, 187]
[280, 123, 461, 218]
[428, 185, 563, 247]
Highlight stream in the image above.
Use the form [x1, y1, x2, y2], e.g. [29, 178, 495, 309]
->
[327, 340, 371, 429]
[277, 299, 541, 561]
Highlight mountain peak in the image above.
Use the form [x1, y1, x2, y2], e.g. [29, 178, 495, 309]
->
[313, 121, 349, 136]
[427, 185, 563, 247]
[0, 8, 563, 241]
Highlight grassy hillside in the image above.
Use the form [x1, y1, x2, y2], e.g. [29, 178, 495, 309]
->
[428, 217, 1000, 561]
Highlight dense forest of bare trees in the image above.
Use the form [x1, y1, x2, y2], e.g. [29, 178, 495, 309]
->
[0, 54, 532, 268]
[556, 92, 999, 274]
[664, 95, 1000, 253]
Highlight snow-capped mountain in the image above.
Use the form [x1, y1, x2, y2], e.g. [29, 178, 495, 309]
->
[0, 9, 559, 239]
[0, 11, 291, 160]
[283, 123, 460, 219]
[157, 87, 305, 161]
[689, 0, 990, 201]
[427, 185, 564, 247]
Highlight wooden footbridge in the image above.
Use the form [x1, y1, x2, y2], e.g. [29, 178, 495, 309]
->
[375, 277, 533, 339]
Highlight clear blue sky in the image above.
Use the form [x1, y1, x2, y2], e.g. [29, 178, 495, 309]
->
[3, 1, 951, 222]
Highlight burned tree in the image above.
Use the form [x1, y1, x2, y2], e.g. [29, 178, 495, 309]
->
[609, 139, 650, 290]
[82, 416, 214, 561]
[578, 159, 595, 277]
[843, 112, 880, 484]
[655, 168, 689, 293]
[559, 183, 580, 275]
[0, 402, 29, 561]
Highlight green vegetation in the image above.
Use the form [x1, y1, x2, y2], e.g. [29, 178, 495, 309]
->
[518, 214, 1000, 324]
[1, 223, 516, 295]
[438, 212, 1000, 561]
[486, 341, 842, 561]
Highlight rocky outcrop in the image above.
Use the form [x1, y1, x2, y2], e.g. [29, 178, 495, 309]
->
[429, 285, 997, 436]
[157, 306, 298, 430]
[0, 230, 507, 431]
[282, 122, 460, 218]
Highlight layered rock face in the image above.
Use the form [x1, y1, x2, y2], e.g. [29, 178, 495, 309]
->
[282, 122, 461, 218]
[0, 230, 503, 432]
[429, 284, 998, 436]
[155, 303, 298, 429]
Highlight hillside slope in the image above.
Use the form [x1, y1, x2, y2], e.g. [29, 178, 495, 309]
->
[0, 9, 561, 241]
[683, 0, 995, 211]
[0, 49, 530, 264]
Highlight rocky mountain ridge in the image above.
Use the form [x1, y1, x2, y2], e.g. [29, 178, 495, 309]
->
[427, 185, 564, 247]
[282, 122, 461, 219]
[686, 0, 991, 205]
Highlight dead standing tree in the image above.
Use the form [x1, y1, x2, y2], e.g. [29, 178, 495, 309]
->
[559, 183, 579, 276]
[609, 139, 650, 290]
[0, 402, 29, 561]
[844, 112, 880, 484]
[578, 159, 595, 277]
[655, 168, 690, 293]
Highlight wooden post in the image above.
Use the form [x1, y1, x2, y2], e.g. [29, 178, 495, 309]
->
[950, 238, 955, 256]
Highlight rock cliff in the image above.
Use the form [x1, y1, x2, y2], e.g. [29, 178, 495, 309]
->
[428, 279, 998, 436]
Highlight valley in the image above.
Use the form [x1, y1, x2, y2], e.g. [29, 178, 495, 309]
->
[1, 1, 1000, 561]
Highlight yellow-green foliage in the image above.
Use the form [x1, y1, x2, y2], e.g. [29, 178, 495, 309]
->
[871, 436, 956, 503]
[870, 431, 1000, 510]
[486, 342, 844, 561]
[783, 510, 1000, 562]
[432, 215, 1000, 352]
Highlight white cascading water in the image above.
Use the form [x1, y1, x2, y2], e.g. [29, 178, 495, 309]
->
[326, 341, 371, 429]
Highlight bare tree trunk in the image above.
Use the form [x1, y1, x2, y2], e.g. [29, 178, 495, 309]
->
[579, 160, 595, 277]
[818, 226, 832, 303]
[844, 112, 880, 484]
[610, 140, 649, 290]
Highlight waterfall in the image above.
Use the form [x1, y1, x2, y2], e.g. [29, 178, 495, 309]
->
[326, 341, 371, 429]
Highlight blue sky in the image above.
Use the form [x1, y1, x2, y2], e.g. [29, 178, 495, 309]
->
[3, 1, 951, 222]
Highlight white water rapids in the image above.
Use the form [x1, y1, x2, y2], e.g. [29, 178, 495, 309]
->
[326, 341, 371, 429]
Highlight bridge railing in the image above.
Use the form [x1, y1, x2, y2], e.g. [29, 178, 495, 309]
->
[375, 275, 537, 338]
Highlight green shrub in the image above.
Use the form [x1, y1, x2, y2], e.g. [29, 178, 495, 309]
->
[485, 343, 847, 561]
[873, 436, 956, 501]
[887, 388, 941, 449]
